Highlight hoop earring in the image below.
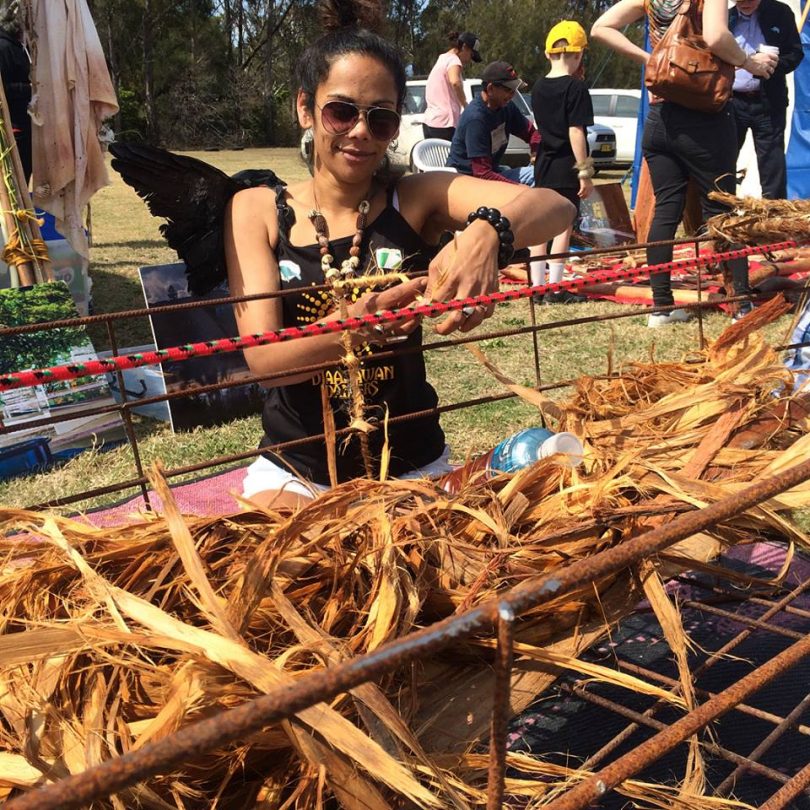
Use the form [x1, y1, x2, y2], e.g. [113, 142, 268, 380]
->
[301, 127, 314, 175]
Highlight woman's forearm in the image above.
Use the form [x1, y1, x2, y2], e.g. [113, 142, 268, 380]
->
[702, 26, 747, 64]
[591, 0, 648, 63]
[243, 325, 363, 386]
[500, 186, 576, 248]
[590, 25, 649, 64]
[702, 0, 747, 64]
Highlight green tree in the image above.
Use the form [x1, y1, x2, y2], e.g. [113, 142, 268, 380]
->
[87, 0, 648, 148]
[0, 285, 89, 372]
[415, 0, 644, 90]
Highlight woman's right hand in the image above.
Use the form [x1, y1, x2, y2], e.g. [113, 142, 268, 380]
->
[744, 51, 778, 78]
[348, 277, 428, 342]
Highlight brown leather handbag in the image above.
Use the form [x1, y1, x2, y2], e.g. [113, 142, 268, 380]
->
[645, 0, 734, 113]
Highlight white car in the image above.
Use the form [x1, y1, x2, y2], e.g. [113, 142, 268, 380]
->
[589, 88, 641, 166]
[393, 78, 616, 171]
[395, 78, 534, 169]
[518, 92, 616, 174]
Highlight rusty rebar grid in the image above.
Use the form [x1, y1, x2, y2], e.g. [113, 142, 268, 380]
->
[7, 453, 810, 810]
[579, 563, 810, 779]
[563, 680, 799, 788]
[558, 573, 810, 798]
[11, 283, 802, 512]
[616, 659, 810, 738]
[540, 633, 810, 810]
[759, 761, 810, 810]
[0, 232, 725, 340]
[716, 692, 810, 795]
[6, 284, 797, 447]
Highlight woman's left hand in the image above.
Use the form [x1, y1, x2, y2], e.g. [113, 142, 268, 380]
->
[427, 219, 499, 335]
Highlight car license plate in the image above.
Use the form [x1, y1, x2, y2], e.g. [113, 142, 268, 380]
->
[600, 143, 613, 152]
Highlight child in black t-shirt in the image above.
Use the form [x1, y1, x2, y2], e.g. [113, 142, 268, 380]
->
[530, 20, 594, 304]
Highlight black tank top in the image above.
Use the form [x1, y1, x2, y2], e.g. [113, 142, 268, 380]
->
[259, 185, 445, 484]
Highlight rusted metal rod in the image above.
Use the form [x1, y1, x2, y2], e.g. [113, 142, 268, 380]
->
[616, 660, 810, 738]
[565, 681, 796, 787]
[7, 456, 810, 809]
[540, 634, 810, 810]
[758, 761, 810, 810]
[582, 572, 810, 771]
[0, 232, 730, 337]
[716, 692, 810, 795]
[486, 604, 515, 810]
[679, 598, 804, 641]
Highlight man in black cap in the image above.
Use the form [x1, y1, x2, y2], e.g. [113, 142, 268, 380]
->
[446, 60, 537, 184]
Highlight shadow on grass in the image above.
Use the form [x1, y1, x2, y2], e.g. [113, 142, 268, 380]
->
[97, 239, 168, 250]
[91, 259, 167, 272]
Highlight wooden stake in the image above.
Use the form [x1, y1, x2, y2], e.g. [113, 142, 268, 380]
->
[0, 161, 24, 284]
[0, 70, 51, 283]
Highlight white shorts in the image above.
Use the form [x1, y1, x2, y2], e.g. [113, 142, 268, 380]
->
[242, 446, 455, 500]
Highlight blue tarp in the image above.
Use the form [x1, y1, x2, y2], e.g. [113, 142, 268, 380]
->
[630, 20, 650, 208]
[785, 28, 810, 198]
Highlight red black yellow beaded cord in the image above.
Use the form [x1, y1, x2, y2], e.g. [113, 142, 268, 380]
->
[0, 240, 796, 393]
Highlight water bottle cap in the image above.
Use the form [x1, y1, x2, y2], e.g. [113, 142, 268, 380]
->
[539, 432, 584, 466]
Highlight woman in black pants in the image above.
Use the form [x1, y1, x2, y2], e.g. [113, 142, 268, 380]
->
[592, 0, 776, 327]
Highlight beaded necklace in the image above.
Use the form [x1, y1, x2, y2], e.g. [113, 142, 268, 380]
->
[306, 195, 375, 479]
[302, 193, 418, 482]
[308, 198, 370, 282]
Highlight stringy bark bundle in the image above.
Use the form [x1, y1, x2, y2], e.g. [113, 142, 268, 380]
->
[0, 296, 807, 809]
[706, 191, 810, 244]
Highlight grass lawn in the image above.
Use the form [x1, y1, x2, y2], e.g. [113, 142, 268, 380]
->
[1, 149, 800, 511]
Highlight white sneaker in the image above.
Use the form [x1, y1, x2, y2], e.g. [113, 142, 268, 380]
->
[647, 308, 693, 328]
[732, 303, 754, 324]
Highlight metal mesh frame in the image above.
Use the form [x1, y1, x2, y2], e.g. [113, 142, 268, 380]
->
[1, 236, 809, 809]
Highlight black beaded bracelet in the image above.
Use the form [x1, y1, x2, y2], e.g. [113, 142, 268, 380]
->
[466, 206, 516, 269]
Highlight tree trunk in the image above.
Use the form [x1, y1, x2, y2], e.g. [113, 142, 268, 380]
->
[238, 0, 244, 66]
[224, 0, 232, 65]
[105, 5, 121, 134]
[143, 0, 160, 143]
[264, 0, 274, 143]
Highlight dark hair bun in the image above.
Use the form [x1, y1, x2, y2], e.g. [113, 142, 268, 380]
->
[319, 0, 383, 32]
[447, 30, 460, 43]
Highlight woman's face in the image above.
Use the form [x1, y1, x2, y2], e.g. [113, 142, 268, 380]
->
[298, 54, 400, 186]
[458, 44, 473, 65]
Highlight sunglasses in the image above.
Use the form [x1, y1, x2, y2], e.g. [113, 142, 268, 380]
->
[317, 100, 401, 141]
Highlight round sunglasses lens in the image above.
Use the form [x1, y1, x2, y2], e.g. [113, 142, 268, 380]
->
[322, 102, 359, 133]
[368, 109, 400, 140]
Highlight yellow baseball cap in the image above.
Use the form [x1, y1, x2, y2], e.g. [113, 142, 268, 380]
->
[545, 20, 588, 53]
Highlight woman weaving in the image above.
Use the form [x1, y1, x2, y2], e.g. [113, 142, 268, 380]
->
[229, 0, 575, 509]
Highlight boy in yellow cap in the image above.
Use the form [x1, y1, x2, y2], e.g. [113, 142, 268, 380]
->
[529, 20, 594, 304]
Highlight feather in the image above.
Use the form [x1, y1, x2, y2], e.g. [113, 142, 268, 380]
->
[108, 143, 284, 295]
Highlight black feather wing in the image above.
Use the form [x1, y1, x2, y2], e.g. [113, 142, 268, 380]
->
[109, 143, 284, 296]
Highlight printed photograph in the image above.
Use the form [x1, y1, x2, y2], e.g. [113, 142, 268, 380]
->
[576, 182, 636, 248]
[139, 263, 268, 432]
[0, 282, 126, 479]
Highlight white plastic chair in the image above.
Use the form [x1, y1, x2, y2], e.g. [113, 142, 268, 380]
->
[410, 138, 457, 173]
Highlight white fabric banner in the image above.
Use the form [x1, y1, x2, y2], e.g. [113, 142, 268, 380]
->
[28, 0, 118, 258]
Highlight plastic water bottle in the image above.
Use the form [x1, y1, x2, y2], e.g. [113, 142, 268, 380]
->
[440, 427, 584, 493]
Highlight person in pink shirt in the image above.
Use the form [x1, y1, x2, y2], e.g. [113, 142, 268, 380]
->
[422, 31, 481, 141]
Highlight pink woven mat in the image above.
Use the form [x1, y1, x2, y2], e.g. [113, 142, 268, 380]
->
[78, 465, 249, 527]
